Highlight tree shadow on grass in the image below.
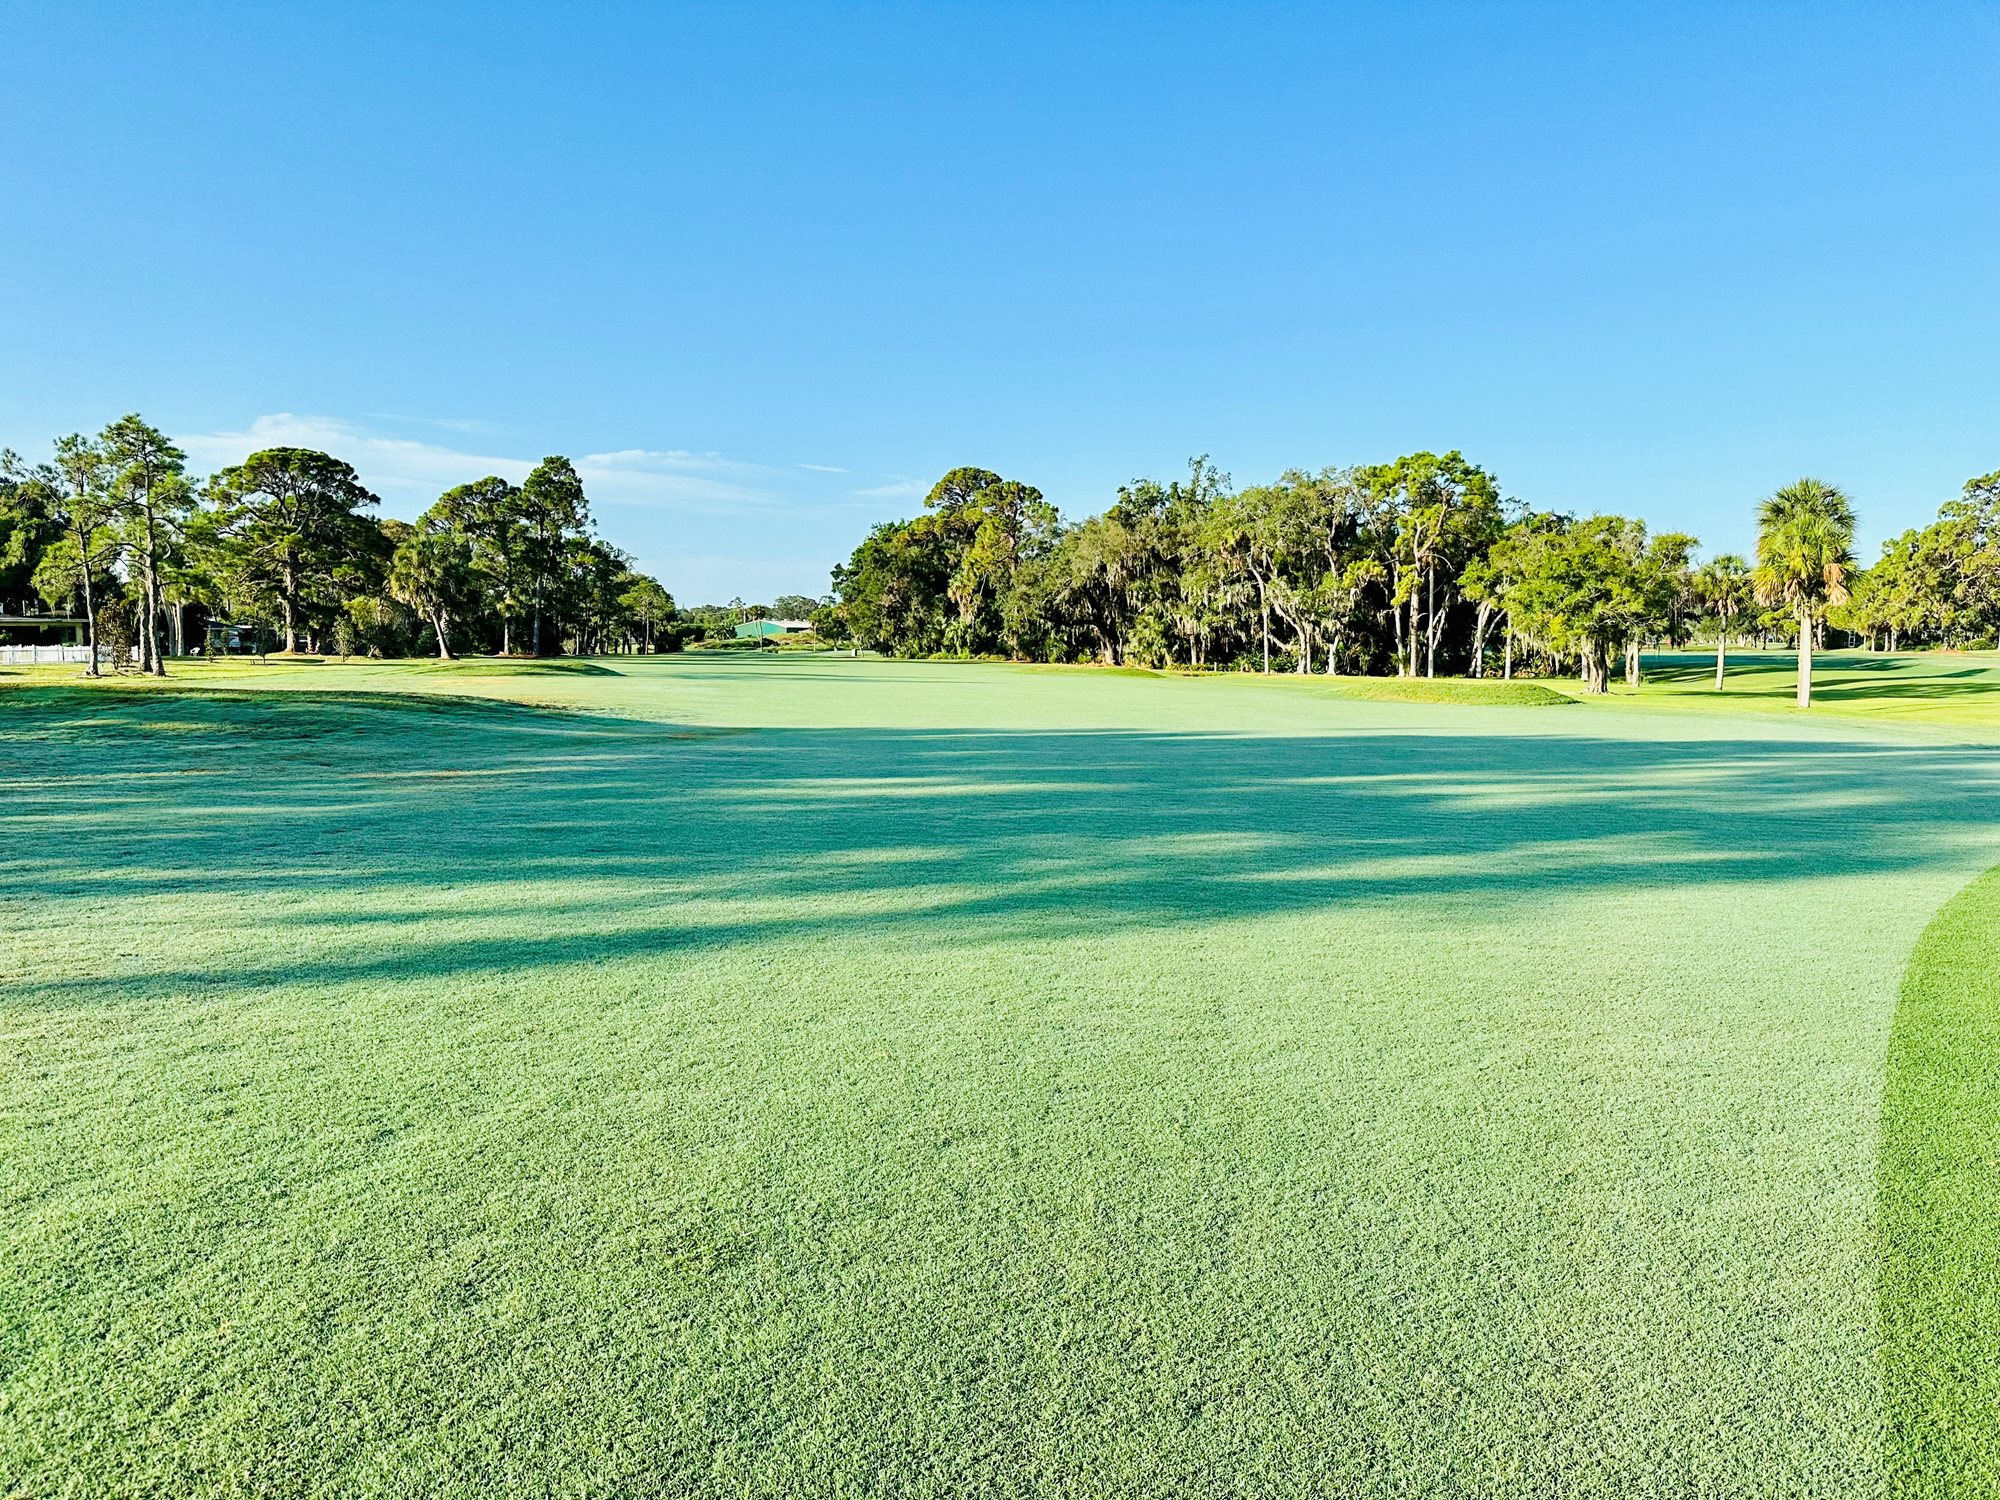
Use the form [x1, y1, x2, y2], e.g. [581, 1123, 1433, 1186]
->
[1643, 652, 2000, 702]
[8, 686, 2000, 1006]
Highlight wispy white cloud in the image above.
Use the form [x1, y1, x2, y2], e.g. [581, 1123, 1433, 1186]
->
[177, 414, 870, 600]
[182, 414, 529, 496]
[363, 412, 512, 437]
[797, 462, 848, 474]
[575, 449, 773, 513]
[579, 447, 749, 474]
[852, 478, 925, 498]
[181, 415, 778, 518]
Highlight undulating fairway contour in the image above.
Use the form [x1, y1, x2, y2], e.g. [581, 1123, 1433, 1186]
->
[6, 653, 2000, 1497]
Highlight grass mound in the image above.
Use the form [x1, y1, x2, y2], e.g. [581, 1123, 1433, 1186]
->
[1879, 862, 2000, 1490]
[0, 682, 577, 743]
[1315, 675, 1576, 706]
[415, 657, 620, 676]
[1019, 664, 1575, 703]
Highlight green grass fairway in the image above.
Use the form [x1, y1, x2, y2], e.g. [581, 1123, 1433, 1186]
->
[1618, 648, 2000, 737]
[6, 654, 2000, 1496]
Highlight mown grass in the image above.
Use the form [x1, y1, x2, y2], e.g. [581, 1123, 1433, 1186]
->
[4, 653, 1998, 1495]
[1613, 648, 2000, 736]
[413, 656, 622, 676]
[1880, 865, 2000, 1495]
[1305, 674, 1574, 706]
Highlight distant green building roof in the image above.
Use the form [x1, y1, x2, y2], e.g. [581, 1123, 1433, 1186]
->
[733, 619, 812, 639]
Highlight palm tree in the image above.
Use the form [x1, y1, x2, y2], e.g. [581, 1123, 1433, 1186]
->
[1753, 479, 1856, 708]
[1691, 553, 1750, 690]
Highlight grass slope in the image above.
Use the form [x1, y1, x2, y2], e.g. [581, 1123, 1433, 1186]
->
[1880, 863, 2000, 1495]
[4, 654, 1998, 1496]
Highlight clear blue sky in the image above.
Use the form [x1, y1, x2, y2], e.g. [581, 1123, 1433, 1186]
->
[4, 2, 1995, 601]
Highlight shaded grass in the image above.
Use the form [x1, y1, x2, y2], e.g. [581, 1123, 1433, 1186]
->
[1880, 862, 2000, 1495]
[4, 657, 1999, 1495]
[0, 682, 583, 742]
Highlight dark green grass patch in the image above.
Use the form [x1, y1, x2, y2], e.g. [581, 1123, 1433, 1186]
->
[0, 683, 586, 747]
[1880, 863, 2000, 1494]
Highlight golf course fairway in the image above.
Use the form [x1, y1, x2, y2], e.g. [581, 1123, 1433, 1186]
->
[5, 652, 1998, 1497]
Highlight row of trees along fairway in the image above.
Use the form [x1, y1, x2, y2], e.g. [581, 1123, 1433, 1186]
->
[1, 417, 678, 673]
[821, 458, 2000, 705]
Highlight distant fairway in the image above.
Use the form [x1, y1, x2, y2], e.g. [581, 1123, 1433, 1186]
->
[6, 653, 2000, 1496]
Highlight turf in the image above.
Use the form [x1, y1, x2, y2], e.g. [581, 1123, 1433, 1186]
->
[1879, 864, 2000, 1495]
[5, 653, 1999, 1496]
[1609, 648, 2000, 738]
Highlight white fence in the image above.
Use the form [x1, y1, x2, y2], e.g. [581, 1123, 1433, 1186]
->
[0, 645, 99, 665]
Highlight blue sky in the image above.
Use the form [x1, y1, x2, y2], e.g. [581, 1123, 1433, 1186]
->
[4, 2, 1996, 602]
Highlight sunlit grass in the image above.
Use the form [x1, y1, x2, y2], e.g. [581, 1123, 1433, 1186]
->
[1879, 865, 2000, 1494]
[5, 654, 2000, 1495]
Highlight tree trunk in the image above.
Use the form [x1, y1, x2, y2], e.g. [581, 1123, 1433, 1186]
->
[1328, 628, 1342, 675]
[1626, 635, 1641, 688]
[1408, 574, 1421, 678]
[141, 508, 164, 674]
[1582, 642, 1608, 694]
[1503, 621, 1514, 681]
[1256, 576, 1271, 674]
[76, 529, 100, 678]
[1469, 602, 1494, 678]
[1424, 571, 1437, 678]
[1797, 607, 1813, 708]
[1714, 634, 1727, 691]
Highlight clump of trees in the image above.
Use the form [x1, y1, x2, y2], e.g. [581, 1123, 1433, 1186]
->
[673, 595, 828, 646]
[821, 455, 1993, 699]
[1831, 470, 2000, 654]
[14, 412, 1992, 707]
[0, 416, 681, 671]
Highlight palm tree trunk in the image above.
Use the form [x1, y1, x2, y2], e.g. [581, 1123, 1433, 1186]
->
[1714, 633, 1727, 691]
[1796, 607, 1812, 708]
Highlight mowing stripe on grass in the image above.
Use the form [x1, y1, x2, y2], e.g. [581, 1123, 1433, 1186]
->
[1880, 862, 2000, 1495]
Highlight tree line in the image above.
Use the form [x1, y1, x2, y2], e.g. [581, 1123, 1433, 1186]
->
[818, 456, 2000, 704]
[0, 416, 679, 673]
